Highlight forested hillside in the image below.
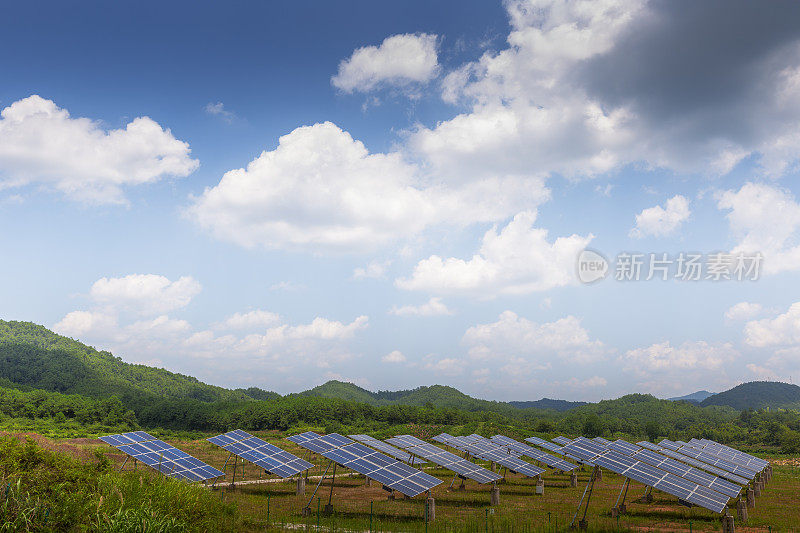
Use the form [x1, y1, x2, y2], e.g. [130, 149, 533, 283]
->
[0, 320, 272, 403]
[508, 398, 587, 411]
[701, 381, 800, 410]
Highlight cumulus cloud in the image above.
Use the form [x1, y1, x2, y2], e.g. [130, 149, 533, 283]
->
[629, 195, 690, 238]
[189, 122, 549, 252]
[463, 311, 604, 364]
[744, 302, 800, 347]
[411, 0, 800, 183]
[332, 33, 439, 93]
[389, 297, 453, 317]
[397, 210, 592, 295]
[718, 182, 800, 275]
[53, 274, 370, 380]
[89, 274, 202, 316]
[218, 309, 281, 330]
[0, 95, 197, 204]
[382, 350, 407, 363]
[353, 260, 392, 280]
[725, 302, 764, 322]
[621, 340, 739, 394]
[204, 102, 235, 123]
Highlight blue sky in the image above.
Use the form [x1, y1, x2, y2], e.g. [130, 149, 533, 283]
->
[2, 0, 800, 401]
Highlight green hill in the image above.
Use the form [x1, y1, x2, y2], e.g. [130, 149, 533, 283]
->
[668, 390, 715, 403]
[295, 380, 519, 412]
[700, 381, 800, 410]
[0, 320, 276, 404]
[508, 398, 587, 411]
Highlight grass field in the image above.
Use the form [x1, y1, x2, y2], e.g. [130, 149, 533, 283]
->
[13, 430, 800, 532]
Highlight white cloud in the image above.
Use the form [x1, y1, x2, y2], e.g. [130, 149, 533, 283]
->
[204, 102, 235, 123]
[629, 195, 690, 238]
[725, 302, 764, 322]
[54, 310, 117, 338]
[746, 363, 779, 380]
[189, 122, 549, 252]
[389, 297, 453, 317]
[718, 182, 800, 275]
[557, 375, 608, 389]
[90, 274, 202, 316]
[744, 302, 800, 347]
[397, 210, 592, 295]
[353, 260, 391, 280]
[382, 350, 407, 363]
[463, 311, 604, 365]
[332, 34, 439, 93]
[423, 357, 464, 376]
[219, 309, 281, 330]
[622, 341, 738, 373]
[0, 95, 197, 204]
[411, 0, 800, 185]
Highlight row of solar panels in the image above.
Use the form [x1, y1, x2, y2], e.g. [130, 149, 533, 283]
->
[101, 430, 764, 511]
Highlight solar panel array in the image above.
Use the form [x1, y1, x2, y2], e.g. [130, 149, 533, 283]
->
[660, 440, 758, 479]
[552, 436, 574, 446]
[387, 435, 503, 484]
[434, 433, 546, 478]
[691, 439, 768, 471]
[286, 432, 441, 497]
[349, 434, 423, 464]
[208, 429, 313, 478]
[637, 442, 749, 485]
[524, 436, 594, 466]
[491, 435, 578, 472]
[604, 440, 741, 498]
[561, 437, 729, 513]
[287, 431, 442, 497]
[100, 431, 224, 482]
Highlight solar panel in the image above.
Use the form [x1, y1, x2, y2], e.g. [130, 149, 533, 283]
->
[553, 436, 574, 446]
[683, 440, 767, 472]
[696, 439, 768, 470]
[593, 437, 612, 446]
[208, 430, 314, 478]
[349, 434, 424, 464]
[674, 445, 758, 479]
[100, 431, 224, 482]
[524, 436, 593, 466]
[286, 432, 441, 497]
[387, 435, 502, 484]
[434, 434, 545, 478]
[605, 440, 741, 498]
[490, 435, 578, 471]
[561, 438, 729, 513]
[639, 442, 749, 485]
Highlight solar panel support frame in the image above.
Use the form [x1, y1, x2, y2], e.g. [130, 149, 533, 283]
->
[571, 465, 600, 530]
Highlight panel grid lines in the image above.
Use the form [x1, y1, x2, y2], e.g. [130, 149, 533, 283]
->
[208, 429, 313, 478]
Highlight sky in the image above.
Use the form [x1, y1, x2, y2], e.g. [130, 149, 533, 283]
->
[2, 0, 800, 401]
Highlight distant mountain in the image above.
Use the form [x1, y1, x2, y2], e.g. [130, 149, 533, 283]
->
[700, 381, 800, 410]
[295, 380, 551, 413]
[668, 390, 715, 403]
[0, 320, 277, 403]
[508, 398, 587, 411]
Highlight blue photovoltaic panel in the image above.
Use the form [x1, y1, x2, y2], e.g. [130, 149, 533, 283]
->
[387, 435, 502, 484]
[696, 439, 768, 471]
[100, 432, 224, 482]
[561, 438, 729, 514]
[593, 437, 612, 446]
[686, 439, 767, 472]
[607, 440, 740, 498]
[208, 430, 313, 478]
[349, 434, 424, 464]
[552, 436, 574, 446]
[674, 445, 758, 479]
[490, 435, 578, 472]
[434, 434, 545, 479]
[640, 442, 749, 485]
[286, 432, 441, 497]
[524, 436, 593, 466]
